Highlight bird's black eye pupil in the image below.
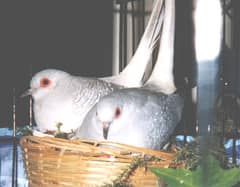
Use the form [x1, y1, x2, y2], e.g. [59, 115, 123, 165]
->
[43, 79, 49, 85]
[40, 78, 51, 87]
[115, 107, 121, 118]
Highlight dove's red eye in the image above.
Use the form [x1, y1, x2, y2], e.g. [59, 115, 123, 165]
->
[40, 78, 51, 88]
[114, 107, 121, 119]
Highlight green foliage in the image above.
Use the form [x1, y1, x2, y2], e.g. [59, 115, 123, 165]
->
[54, 122, 72, 139]
[17, 125, 33, 136]
[174, 136, 227, 170]
[102, 156, 166, 187]
[150, 155, 240, 187]
[174, 138, 201, 170]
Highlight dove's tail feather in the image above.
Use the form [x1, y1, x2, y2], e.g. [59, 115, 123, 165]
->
[101, 0, 164, 87]
[145, 0, 176, 94]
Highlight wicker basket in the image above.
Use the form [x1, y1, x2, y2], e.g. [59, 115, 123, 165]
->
[20, 136, 182, 187]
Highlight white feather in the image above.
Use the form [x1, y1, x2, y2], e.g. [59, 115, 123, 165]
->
[145, 0, 176, 94]
[101, 0, 164, 87]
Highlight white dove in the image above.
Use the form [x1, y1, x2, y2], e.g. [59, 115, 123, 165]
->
[22, 0, 164, 134]
[75, 0, 184, 150]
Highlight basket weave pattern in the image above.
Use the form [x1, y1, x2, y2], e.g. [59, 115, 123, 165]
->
[20, 136, 179, 187]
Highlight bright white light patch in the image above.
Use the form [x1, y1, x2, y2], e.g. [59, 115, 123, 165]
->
[194, 0, 222, 62]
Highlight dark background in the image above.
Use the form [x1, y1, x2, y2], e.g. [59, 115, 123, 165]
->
[0, 1, 113, 127]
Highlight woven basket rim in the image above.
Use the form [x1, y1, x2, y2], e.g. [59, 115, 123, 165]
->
[20, 135, 176, 161]
[20, 135, 184, 186]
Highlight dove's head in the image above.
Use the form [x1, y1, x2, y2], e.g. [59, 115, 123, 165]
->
[22, 69, 71, 100]
[95, 95, 123, 140]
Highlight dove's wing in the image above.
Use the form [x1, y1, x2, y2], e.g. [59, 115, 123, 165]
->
[69, 76, 122, 126]
[105, 89, 183, 149]
[142, 91, 183, 149]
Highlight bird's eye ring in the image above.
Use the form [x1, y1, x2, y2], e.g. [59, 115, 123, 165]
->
[40, 77, 51, 88]
[114, 107, 121, 119]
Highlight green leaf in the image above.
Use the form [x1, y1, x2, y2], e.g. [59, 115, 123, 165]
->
[150, 155, 240, 187]
[150, 167, 195, 187]
[17, 125, 33, 136]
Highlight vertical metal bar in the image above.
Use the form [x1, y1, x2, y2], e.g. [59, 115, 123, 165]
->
[194, 0, 223, 185]
[137, 0, 145, 43]
[221, 98, 225, 147]
[29, 65, 33, 127]
[232, 0, 240, 94]
[141, 0, 145, 32]
[231, 0, 239, 165]
[112, 1, 120, 75]
[182, 85, 192, 143]
[123, 1, 128, 68]
[29, 97, 33, 127]
[13, 88, 16, 138]
[220, 0, 226, 148]
[232, 96, 238, 165]
[12, 88, 17, 187]
[195, 0, 223, 137]
[118, 0, 128, 71]
[136, 1, 141, 45]
[119, 0, 123, 71]
[115, 0, 133, 73]
[15, 146, 18, 187]
[232, 136, 237, 165]
[131, 1, 136, 53]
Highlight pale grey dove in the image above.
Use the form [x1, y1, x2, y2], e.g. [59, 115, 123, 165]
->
[75, 0, 184, 150]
